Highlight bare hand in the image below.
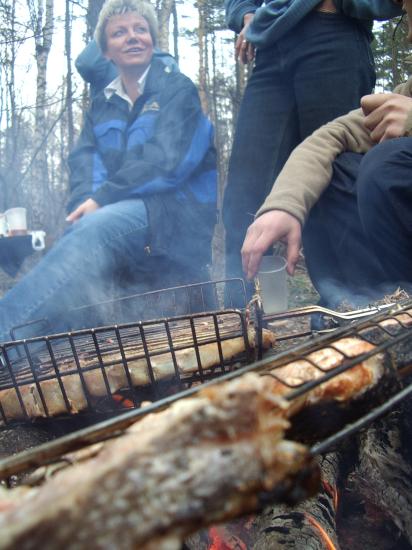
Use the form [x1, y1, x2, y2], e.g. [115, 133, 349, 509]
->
[361, 93, 412, 143]
[66, 198, 99, 223]
[235, 13, 255, 64]
[241, 210, 302, 280]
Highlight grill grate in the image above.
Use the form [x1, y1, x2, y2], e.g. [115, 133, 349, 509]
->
[0, 279, 253, 426]
[1, 300, 411, 480]
[0, 309, 252, 426]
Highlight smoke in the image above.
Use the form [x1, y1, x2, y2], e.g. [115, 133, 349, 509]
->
[316, 277, 411, 310]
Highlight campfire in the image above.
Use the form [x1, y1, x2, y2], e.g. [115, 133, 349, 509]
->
[0, 279, 412, 548]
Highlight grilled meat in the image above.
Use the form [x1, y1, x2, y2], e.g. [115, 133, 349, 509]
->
[265, 337, 385, 415]
[0, 327, 276, 421]
[0, 373, 317, 550]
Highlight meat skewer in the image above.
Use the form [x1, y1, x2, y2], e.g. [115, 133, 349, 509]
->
[0, 374, 318, 550]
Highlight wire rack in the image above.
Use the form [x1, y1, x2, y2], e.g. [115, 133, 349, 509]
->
[0, 300, 411, 480]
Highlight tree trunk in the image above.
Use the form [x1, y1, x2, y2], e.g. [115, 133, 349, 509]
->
[26, 0, 54, 230]
[197, 0, 209, 114]
[156, 0, 174, 52]
[65, 0, 74, 152]
[0, 0, 24, 209]
[86, 0, 106, 39]
[171, 1, 179, 64]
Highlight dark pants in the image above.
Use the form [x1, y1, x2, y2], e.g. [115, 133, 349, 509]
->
[303, 139, 412, 308]
[223, 10, 376, 289]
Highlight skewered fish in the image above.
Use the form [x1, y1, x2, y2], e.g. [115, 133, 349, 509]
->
[0, 327, 276, 421]
[265, 336, 385, 416]
[0, 374, 317, 550]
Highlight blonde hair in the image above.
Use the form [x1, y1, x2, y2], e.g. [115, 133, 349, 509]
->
[94, 0, 158, 52]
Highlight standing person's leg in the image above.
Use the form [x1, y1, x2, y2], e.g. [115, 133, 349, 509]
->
[357, 138, 412, 291]
[224, 11, 375, 298]
[223, 46, 299, 292]
[0, 199, 149, 342]
[290, 12, 376, 308]
[303, 152, 388, 308]
[293, 11, 375, 141]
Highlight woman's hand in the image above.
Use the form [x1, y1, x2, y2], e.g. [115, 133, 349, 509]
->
[241, 210, 302, 280]
[235, 13, 256, 64]
[66, 198, 100, 223]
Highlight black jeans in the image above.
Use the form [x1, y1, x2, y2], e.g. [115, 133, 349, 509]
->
[303, 139, 412, 308]
[223, 10, 376, 288]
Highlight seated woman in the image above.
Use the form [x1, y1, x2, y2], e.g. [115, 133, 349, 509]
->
[0, 0, 217, 343]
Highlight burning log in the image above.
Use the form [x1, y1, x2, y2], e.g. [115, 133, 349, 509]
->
[184, 453, 341, 550]
[351, 405, 412, 545]
[0, 374, 319, 549]
[251, 452, 341, 550]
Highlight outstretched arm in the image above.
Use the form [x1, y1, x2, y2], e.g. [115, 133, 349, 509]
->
[240, 108, 374, 279]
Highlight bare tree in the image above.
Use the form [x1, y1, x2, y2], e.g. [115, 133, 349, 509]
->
[171, 1, 179, 64]
[65, 0, 74, 151]
[156, 0, 174, 51]
[196, 0, 209, 113]
[86, 0, 106, 39]
[26, 0, 55, 230]
[0, 0, 28, 210]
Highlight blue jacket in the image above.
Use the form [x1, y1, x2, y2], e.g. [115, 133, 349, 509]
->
[68, 58, 217, 267]
[225, 0, 403, 48]
[75, 40, 179, 98]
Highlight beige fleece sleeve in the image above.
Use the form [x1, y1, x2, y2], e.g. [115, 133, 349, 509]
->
[256, 108, 374, 225]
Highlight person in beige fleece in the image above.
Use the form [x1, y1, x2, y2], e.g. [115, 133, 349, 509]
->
[242, 3, 412, 307]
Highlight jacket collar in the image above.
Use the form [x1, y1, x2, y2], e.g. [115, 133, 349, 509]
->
[104, 64, 151, 108]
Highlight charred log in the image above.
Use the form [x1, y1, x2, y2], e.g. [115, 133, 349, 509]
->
[351, 405, 412, 545]
[249, 452, 341, 550]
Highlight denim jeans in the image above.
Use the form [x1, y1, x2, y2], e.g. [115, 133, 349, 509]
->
[223, 10, 376, 288]
[303, 140, 412, 308]
[0, 199, 149, 343]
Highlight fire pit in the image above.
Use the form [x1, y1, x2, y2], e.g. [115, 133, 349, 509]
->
[0, 280, 412, 548]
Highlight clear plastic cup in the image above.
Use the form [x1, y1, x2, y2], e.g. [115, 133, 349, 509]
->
[5, 207, 27, 236]
[257, 255, 288, 314]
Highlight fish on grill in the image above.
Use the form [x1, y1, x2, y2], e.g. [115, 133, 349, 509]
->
[0, 373, 319, 550]
[0, 327, 276, 421]
[267, 337, 385, 411]
[263, 336, 388, 440]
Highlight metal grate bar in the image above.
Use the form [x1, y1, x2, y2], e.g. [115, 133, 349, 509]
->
[311, 381, 412, 456]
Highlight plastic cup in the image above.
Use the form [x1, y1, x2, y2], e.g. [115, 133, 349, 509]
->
[5, 207, 27, 236]
[0, 213, 7, 237]
[257, 255, 288, 314]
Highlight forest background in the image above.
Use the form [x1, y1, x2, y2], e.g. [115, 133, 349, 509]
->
[0, 0, 410, 291]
